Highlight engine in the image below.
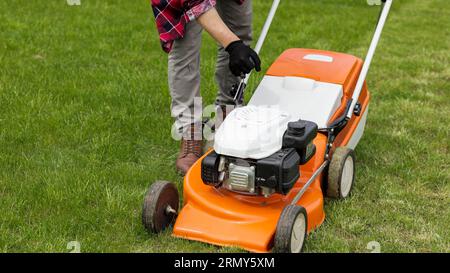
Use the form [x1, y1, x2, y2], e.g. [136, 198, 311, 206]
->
[201, 117, 318, 197]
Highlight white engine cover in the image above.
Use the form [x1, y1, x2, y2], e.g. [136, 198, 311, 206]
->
[214, 106, 291, 159]
[214, 76, 344, 159]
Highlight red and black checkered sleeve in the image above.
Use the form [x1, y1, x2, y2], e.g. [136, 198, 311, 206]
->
[151, 0, 217, 52]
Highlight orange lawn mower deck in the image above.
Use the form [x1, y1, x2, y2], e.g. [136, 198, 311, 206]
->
[142, 0, 393, 253]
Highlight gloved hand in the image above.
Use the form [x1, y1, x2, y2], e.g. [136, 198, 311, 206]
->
[226, 40, 261, 77]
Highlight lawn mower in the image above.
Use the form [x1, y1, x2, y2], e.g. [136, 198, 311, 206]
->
[142, 0, 393, 252]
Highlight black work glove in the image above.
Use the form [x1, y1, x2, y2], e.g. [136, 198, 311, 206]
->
[226, 40, 261, 77]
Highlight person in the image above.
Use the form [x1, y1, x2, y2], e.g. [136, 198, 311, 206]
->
[151, 0, 261, 174]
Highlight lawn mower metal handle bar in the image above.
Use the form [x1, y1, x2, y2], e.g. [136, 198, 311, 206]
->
[347, 0, 393, 119]
[291, 0, 392, 202]
[234, 0, 393, 111]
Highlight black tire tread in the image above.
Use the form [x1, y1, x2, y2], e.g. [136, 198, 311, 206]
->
[142, 181, 179, 233]
[273, 205, 308, 253]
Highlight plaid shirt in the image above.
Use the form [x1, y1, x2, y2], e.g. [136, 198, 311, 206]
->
[151, 0, 245, 52]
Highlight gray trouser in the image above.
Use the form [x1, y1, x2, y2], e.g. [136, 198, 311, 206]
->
[168, 0, 253, 137]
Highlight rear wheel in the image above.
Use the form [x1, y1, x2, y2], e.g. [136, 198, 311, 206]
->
[326, 147, 355, 199]
[142, 181, 179, 233]
[273, 205, 308, 253]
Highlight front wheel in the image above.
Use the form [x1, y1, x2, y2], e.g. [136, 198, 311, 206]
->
[273, 205, 308, 253]
[142, 181, 179, 233]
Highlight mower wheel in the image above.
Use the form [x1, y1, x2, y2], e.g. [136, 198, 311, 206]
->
[273, 205, 308, 253]
[326, 147, 355, 199]
[142, 181, 179, 233]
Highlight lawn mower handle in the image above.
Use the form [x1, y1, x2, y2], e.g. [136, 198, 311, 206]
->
[234, 0, 393, 106]
[233, 0, 281, 104]
[346, 0, 393, 119]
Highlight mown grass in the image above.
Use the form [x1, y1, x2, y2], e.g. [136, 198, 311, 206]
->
[0, 0, 448, 252]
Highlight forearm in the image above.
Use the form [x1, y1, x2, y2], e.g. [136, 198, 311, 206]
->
[196, 8, 240, 48]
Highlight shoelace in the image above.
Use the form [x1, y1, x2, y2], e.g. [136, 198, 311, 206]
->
[182, 140, 202, 158]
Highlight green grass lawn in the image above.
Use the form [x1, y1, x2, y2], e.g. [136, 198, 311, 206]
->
[0, 0, 449, 253]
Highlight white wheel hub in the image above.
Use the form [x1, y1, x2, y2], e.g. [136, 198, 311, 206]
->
[290, 213, 306, 253]
[340, 156, 354, 198]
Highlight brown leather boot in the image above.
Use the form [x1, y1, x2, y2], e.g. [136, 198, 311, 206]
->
[176, 124, 203, 175]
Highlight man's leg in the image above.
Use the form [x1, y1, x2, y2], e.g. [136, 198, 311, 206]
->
[168, 20, 204, 174]
[215, 0, 253, 109]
